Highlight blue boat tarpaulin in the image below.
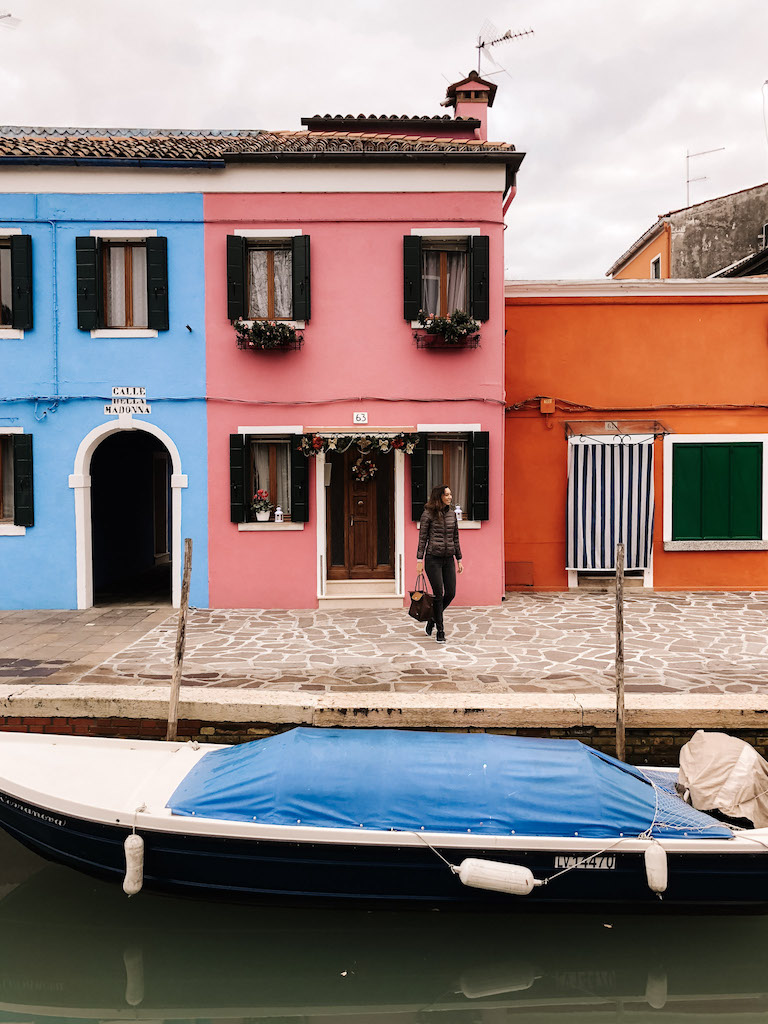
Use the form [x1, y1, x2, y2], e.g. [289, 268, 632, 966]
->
[167, 728, 731, 839]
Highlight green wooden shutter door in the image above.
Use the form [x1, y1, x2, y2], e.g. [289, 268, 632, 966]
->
[672, 444, 703, 540]
[291, 235, 311, 321]
[226, 235, 247, 321]
[410, 432, 428, 521]
[145, 236, 169, 331]
[403, 235, 422, 321]
[701, 445, 731, 539]
[12, 433, 33, 527]
[290, 436, 309, 522]
[230, 433, 247, 523]
[729, 443, 761, 539]
[10, 234, 33, 331]
[470, 235, 490, 322]
[76, 236, 101, 330]
[470, 430, 490, 521]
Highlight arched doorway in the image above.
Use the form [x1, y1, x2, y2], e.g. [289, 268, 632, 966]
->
[90, 431, 171, 603]
[70, 418, 187, 609]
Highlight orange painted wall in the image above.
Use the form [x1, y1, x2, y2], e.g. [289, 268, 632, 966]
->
[613, 223, 670, 278]
[504, 292, 768, 591]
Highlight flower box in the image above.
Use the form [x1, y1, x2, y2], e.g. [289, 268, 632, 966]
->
[414, 309, 480, 349]
[235, 319, 303, 352]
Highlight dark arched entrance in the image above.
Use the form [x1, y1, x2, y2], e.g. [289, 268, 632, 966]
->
[91, 431, 171, 604]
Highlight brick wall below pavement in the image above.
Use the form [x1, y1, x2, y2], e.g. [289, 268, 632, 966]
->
[3, 717, 768, 766]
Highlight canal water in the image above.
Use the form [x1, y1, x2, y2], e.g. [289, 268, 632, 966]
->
[1, 829, 767, 1024]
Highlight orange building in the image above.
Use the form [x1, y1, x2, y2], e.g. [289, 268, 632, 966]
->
[504, 279, 768, 591]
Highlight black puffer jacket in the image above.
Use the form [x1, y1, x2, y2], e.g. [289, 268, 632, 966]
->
[417, 506, 462, 560]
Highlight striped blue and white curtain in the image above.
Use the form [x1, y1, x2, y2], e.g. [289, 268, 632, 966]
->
[566, 441, 655, 570]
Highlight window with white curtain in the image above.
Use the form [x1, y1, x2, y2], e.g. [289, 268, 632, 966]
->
[247, 241, 292, 319]
[0, 242, 11, 326]
[250, 439, 291, 521]
[103, 242, 148, 328]
[421, 239, 469, 318]
[426, 434, 470, 516]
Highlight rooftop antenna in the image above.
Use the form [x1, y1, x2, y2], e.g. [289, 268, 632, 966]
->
[476, 20, 534, 75]
[686, 146, 725, 206]
[0, 10, 20, 26]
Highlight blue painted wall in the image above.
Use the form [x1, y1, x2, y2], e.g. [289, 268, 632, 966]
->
[0, 193, 208, 609]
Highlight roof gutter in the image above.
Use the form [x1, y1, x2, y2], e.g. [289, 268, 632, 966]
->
[0, 156, 226, 169]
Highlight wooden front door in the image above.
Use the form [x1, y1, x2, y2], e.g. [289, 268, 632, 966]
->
[326, 449, 395, 580]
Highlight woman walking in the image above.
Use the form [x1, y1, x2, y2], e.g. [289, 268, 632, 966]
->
[416, 485, 464, 643]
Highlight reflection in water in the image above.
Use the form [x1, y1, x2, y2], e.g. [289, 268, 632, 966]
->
[0, 831, 767, 1023]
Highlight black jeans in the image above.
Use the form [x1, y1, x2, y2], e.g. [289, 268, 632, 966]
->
[424, 555, 457, 629]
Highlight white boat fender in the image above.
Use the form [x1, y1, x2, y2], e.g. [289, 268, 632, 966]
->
[459, 961, 536, 998]
[645, 965, 668, 1010]
[123, 833, 145, 896]
[453, 858, 542, 896]
[644, 840, 668, 895]
[123, 945, 145, 1006]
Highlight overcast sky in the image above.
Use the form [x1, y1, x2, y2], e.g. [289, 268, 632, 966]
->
[2, 0, 767, 279]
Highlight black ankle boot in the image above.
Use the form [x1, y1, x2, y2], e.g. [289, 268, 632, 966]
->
[425, 619, 435, 636]
[436, 629, 446, 643]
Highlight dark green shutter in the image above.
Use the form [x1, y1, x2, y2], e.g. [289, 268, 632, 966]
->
[145, 236, 169, 331]
[673, 442, 761, 540]
[290, 435, 309, 522]
[12, 434, 33, 528]
[76, 236, 102, 330]
[730, 443, 762, 539]
[672, 445, 702, 540]
[469, 430, 490, 521]
[403, 235, 422, 320]
[410, 432, 428, 521]
[230, 433, 247, 523]
[226, 235, 247, 321]
[291, 235, 311, 321]
[10, 234, 33, 331]
[470, 235, 490, 322]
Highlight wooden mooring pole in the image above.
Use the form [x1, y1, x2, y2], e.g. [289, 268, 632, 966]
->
[167, 537, 193, 742]
[615, 542, 626, 762]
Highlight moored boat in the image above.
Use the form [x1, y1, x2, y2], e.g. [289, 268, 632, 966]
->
[0, 727, 766, 909]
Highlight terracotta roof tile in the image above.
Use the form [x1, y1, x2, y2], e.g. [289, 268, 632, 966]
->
[0, 125, 518, 162]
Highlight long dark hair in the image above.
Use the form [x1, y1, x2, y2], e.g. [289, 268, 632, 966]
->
[425, 484, 450, 516]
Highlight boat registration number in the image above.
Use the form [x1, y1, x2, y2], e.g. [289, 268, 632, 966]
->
[554, 855, 616, 870]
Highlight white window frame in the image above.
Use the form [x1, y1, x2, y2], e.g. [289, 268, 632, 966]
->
[234, 228, 306, 329]
[409, 228, 480, 328]
[663, 433, 768, 551]
[0, 228, 24, 340]
[0, 426, 26, 535]
[650, 254, 662, 279]
[236, 424, 304, 531]
[89, 229, 158, 338]
[416, 422, 481, 528]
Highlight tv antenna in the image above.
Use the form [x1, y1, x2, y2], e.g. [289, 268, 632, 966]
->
[685, 146, 725, 206]
[476, 20, 534, 74]
[0, 10, 20, 27]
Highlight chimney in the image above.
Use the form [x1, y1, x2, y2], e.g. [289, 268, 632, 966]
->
[442, 70, 497, 141]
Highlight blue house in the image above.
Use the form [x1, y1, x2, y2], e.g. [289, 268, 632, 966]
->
[0, 138, 209, 610]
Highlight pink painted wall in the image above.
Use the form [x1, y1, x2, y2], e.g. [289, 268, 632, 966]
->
[205, 191, 506, 609]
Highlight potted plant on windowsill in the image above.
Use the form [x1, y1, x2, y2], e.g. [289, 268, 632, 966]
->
[414, 309, 480, 349]
[251, 489, 274, 522]
[234, 319, 303, 351]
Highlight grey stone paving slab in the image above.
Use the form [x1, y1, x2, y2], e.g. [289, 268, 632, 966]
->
[46, 592, 768, 695]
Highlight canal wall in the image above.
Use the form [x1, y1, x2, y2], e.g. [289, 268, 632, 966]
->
[2, 687, 768, 766]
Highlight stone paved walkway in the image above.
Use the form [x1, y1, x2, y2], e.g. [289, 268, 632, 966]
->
[55, 592, 768, 694]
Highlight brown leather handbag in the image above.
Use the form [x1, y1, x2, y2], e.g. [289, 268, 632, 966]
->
[408, 573, 434, 622]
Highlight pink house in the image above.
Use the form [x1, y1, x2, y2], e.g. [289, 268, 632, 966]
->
[205, 73, 524, 609]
